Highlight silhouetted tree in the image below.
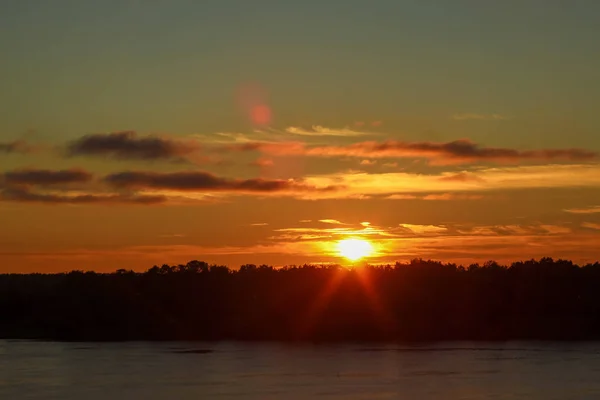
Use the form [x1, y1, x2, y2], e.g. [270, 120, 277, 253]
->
[1, 258, 600, 342]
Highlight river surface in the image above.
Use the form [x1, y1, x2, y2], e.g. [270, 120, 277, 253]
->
[2, 340, 600, 399]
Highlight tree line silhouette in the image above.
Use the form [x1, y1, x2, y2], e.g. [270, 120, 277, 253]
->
[2, 258, 600, 342]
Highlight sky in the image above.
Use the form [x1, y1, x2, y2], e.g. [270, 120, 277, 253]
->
[1, 0, 600, 272]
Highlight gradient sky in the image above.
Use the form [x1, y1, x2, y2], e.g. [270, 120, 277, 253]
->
[1, 0, 599, 272]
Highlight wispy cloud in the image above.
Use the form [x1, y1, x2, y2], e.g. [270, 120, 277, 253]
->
[398, 224, 448, 235]
[438, 172, 485, 183]
[285, 125, 371, 137]
[250, 158, 274, 167]
[423, 193, 484, 201]
[457, 224, 572, 236]
[208, 132, 258, 144]
[319, 219, 346, 225]
[385, 193, 483, 201]
[539, 225, 572, 235]
[582, 222, 600, 230]
[0, 140, 37, 155]
[301, 164, 600, 199]
[452, 113, 509, 121]
[565, 206, 600, 214]
[360, 159, 376, 166]
[274, 222, 579, 242]
[385, 194, 418, 200]
[67, 131, 201, 161]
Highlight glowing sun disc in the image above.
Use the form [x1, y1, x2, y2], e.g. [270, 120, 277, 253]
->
[337, 239, 374, 261]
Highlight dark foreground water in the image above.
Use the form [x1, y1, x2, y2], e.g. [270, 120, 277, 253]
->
[2, 341, 600, 399]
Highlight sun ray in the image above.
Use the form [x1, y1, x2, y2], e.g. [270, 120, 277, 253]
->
[296, 268, 347, 339]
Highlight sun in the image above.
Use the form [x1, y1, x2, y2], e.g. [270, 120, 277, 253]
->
[337, 238, 374, 261]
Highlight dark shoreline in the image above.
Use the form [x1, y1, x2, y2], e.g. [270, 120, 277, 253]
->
[3, 258, 600, 343]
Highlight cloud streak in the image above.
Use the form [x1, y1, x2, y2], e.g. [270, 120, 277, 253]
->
[0, 185, 165, 205]
[565, 206, 600, 214]
[227, 139, 596, 165]
[285, 125, 371, 137]
[67, 131, 200, 161]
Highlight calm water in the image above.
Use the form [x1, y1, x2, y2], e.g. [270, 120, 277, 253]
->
[2, 341, 600, 399]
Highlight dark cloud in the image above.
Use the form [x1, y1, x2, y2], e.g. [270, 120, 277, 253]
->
[105, 170, 330, 193]
[309, 139, 598, 164]
[229, 139, 598, 165]
[4, 169, 93, 186]
[0, 185, 165, 205]
[0, 140, 35, 154]
[66, 131, 200, 161]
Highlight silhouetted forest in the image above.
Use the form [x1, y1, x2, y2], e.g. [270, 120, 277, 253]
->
[3, 258, 600, 342]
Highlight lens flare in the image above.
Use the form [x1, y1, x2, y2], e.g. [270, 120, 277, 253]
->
[251, 104, 272, 125]
[236, 82, 272, 126]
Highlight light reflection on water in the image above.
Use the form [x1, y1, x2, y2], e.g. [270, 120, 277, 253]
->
[2, 341, 600, 399]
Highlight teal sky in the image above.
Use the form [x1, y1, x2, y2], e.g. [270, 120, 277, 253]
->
[2, 0, 599, 147]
